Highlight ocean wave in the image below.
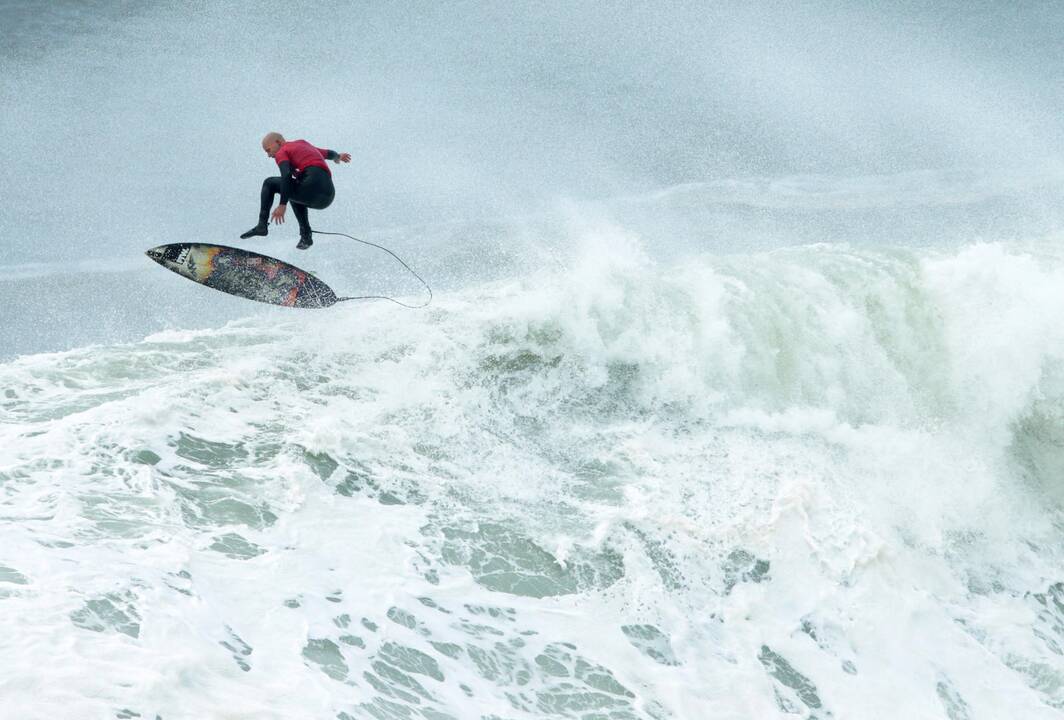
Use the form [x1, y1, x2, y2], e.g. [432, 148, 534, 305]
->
[3, 236, 1064, 717]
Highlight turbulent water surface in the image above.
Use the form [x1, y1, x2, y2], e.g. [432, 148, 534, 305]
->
[4, 2, 1064, 719]
[5, 235, 1064, 718]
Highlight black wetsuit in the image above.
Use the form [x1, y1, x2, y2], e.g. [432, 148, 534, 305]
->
[256, 151, 338, 236]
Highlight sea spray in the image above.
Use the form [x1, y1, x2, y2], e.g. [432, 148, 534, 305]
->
[3, 238, 1064, 717]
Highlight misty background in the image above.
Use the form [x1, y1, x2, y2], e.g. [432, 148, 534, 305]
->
[3, 1, 1064, 358]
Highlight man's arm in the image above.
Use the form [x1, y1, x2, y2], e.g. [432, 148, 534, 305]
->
[270, 156, 295, 224]
[319, 147, 352, 164]
[277, 160, 295, 205]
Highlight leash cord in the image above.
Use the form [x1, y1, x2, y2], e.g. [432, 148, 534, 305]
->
[312, 229, 432, 308]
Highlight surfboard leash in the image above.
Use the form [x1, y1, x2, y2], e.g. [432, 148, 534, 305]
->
[312, 230, 433, 309]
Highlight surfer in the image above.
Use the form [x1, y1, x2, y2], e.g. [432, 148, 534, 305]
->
[240, 132, 351, 249]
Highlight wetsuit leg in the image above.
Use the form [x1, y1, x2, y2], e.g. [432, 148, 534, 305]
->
[291, 203, 311, 236]
[289, 167, 336, 211]
[258, 176, 283, 224]
[287, 167, 336, 236]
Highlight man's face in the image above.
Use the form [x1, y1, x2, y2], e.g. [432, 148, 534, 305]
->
[262, 138, 283, 158]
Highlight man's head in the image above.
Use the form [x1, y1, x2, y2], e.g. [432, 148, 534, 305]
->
[261, 132, 286, 158]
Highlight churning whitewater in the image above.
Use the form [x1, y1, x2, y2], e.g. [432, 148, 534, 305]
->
[3, 234, 1064, 718]
[6, 2, 1064, 717]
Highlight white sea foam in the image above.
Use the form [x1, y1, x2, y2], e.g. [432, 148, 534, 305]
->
[2, 233, 1063, 718]
[6, 1, 1064, 715]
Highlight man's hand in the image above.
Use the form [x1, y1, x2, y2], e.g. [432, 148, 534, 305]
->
[271, 203, 287, 224]
[335, 152, 352, 164]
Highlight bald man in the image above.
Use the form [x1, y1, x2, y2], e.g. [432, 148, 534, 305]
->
[240, 132, 351, 249]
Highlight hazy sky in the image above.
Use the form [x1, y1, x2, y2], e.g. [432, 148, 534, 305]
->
[2, 1, 1064, 266]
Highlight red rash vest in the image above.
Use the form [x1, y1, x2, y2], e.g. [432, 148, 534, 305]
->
[275, 140, 332, 176]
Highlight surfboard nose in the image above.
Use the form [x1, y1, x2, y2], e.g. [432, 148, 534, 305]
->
[145, 244, 189, 265]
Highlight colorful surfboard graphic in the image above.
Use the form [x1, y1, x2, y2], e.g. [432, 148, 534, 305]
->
[146, 243, 340, 308]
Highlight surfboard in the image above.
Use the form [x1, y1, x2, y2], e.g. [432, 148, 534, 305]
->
[145, 243, 340, 308]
